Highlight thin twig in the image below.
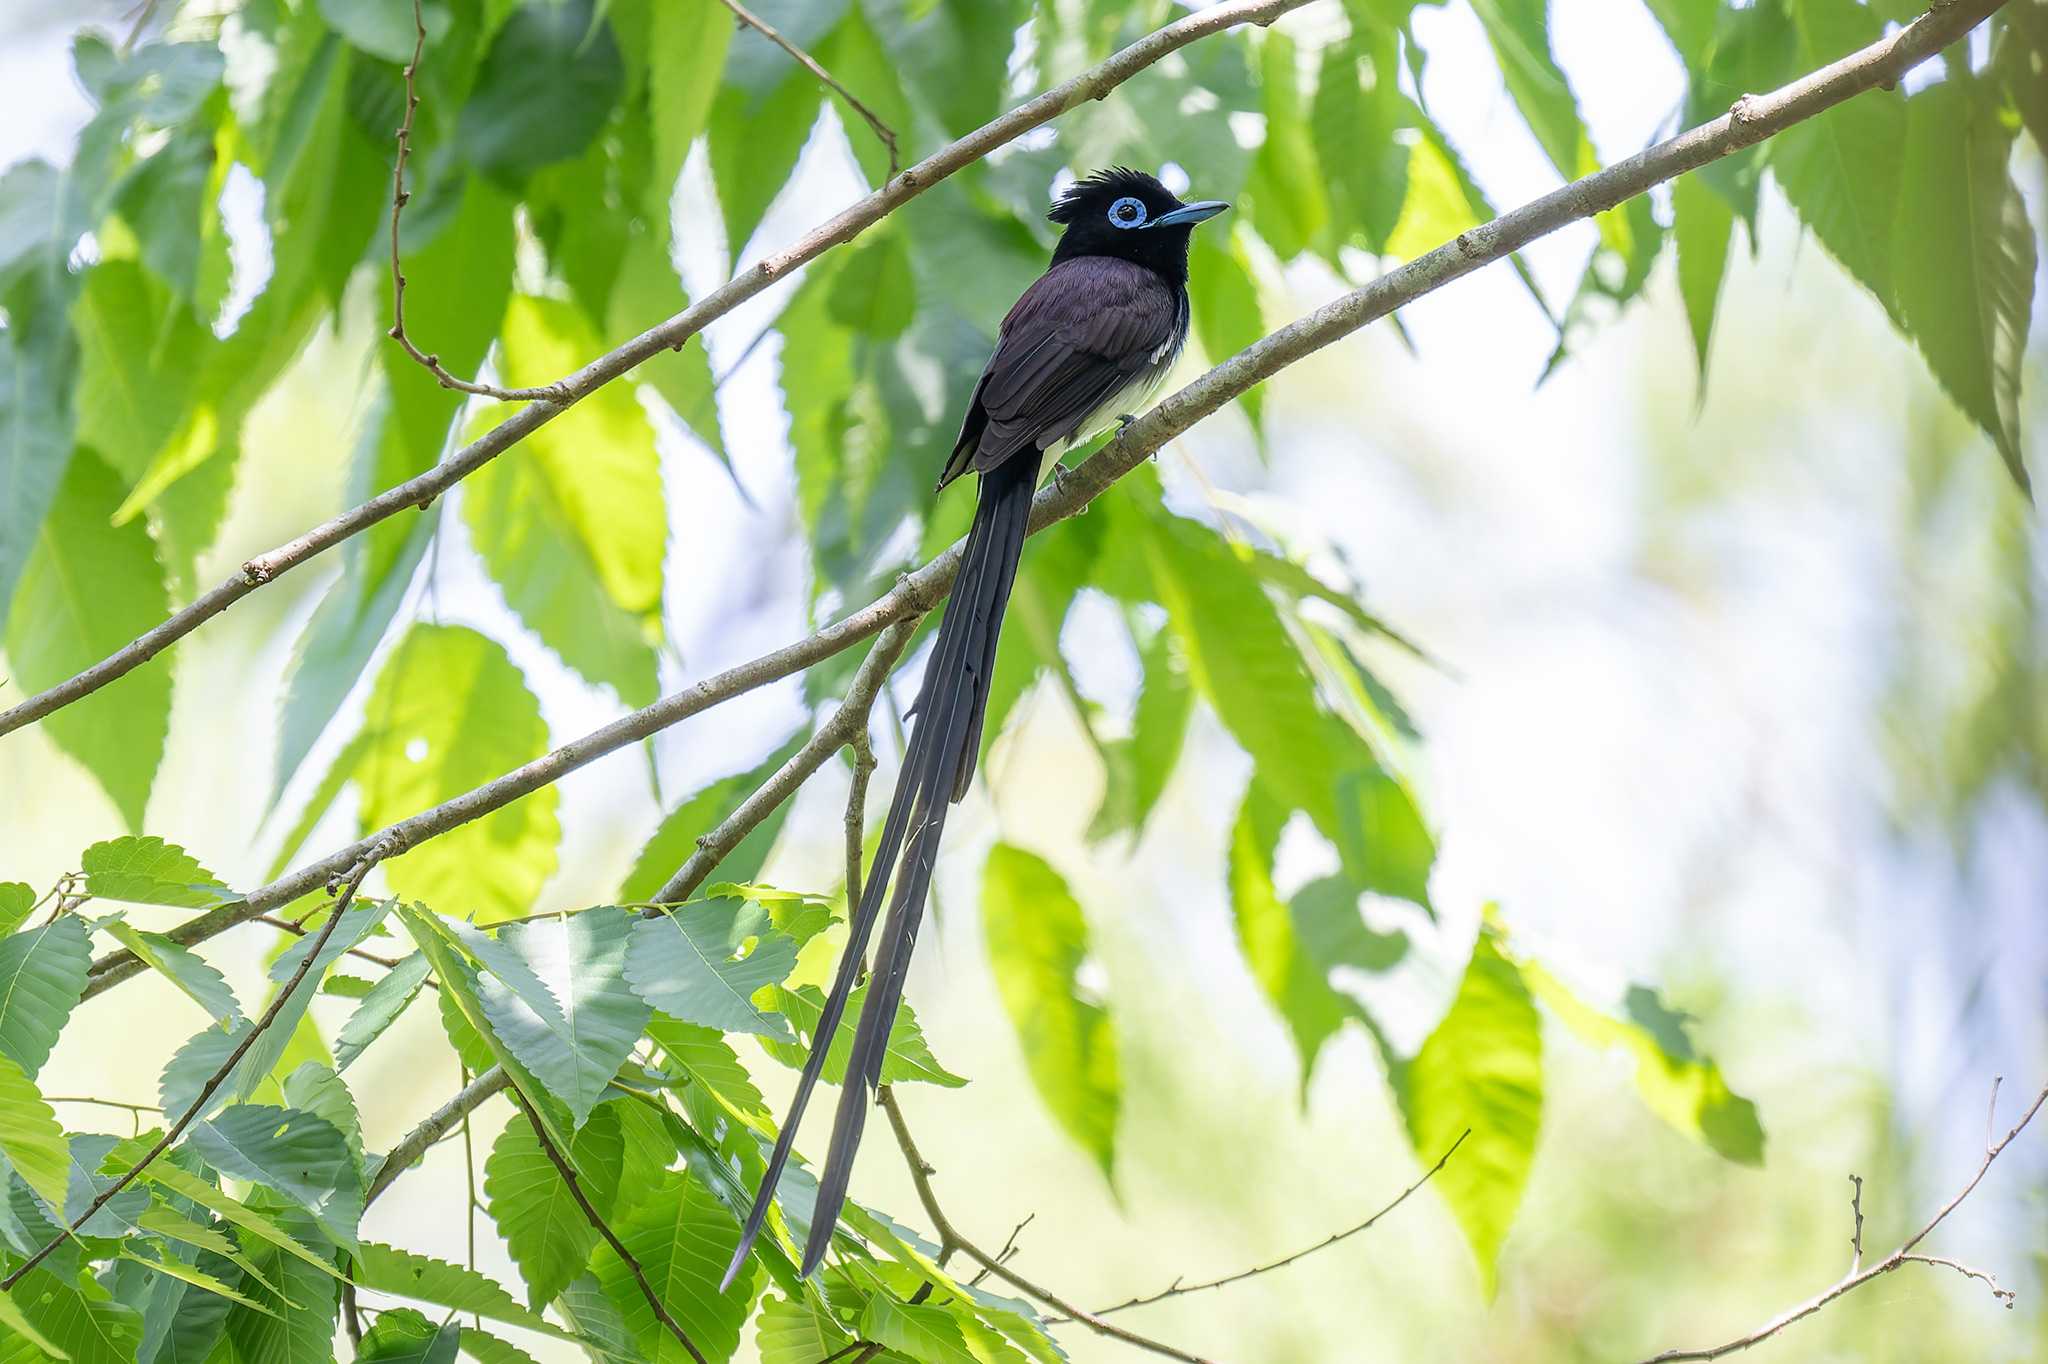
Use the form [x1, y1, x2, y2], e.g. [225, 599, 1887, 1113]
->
[385, 0, 562, 402]
[0, 0, 1309, 742]
[508, 1090, 711, 1364]
[0, 858, 378, 1292]
[843, 727, 878, 912]
[70, 0, 2012, 1004]
[43, 1095, 162, 1115]
[257, 913, 437, 985]
[718, 0, 900, 177]
[1848, 1173, 1864, 1273]
[1076, 1130, 1470, 1319]
[970, 1213, 1035, 1288]
[1640, 1078, 2047, 1362]
[879, 1086, 1214, 1364]
[342, 1276, 363, 1347]
[364, 1066, 512, 1204]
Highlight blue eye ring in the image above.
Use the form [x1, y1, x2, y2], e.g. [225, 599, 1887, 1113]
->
[1107, 196, 1148, 229]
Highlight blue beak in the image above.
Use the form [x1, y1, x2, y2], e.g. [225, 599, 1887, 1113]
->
[1148, 200, 1230, 229]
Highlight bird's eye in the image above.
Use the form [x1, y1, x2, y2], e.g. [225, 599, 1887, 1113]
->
[1107, 196, 1148, 229]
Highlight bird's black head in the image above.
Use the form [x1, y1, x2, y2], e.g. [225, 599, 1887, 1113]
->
[1047, 167, 1228, 285]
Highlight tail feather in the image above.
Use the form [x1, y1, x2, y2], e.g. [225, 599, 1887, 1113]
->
[722, 455, 1037, 1289]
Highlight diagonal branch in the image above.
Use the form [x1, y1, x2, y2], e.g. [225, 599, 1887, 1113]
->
[719, 0, 900, 178]
[0, 0, 1311, 742]
[1640, 1078, 2046, 1362]
[507, 1089, 710, 1364]
[0, 857, 378, 1292]
[878, 1086, 1213, 1364]
[76, 0, 2011, 1023]
[1070, 1129, 1468, 1320]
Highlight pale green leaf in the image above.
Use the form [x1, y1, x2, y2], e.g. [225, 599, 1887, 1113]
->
[0, 264, 79, 633]
[860, 1293, 979, 1364]
[99, 923, 242, 1027]
[0, 916, 90, 1078]
[357, 1308, 461, 1364]
[1672, 170, 1732, 394]
[762, 984, 966, 1088]
[1186, 229, 1264, 431]
[981, 845, 1119, 1180]
[484, 1105, 623, 1310]
[1468, 0, 1593, 180]
[0, 885, 33, 938]
[624, 904, 799, 1041]
[279, 1063, 364, 1166]
[333, 951, 431, 1072]
[1, 1269, 142, 1364]
[593, 1172, 755, 1362]
[220, 1197, 340, 1364]
[0, 1052, 72, 1213]
[457, 1325, 544, 1364]
[116, 1249, 276, 1319]
[754, 1293, 854, 1364]
[186, 1105, 363, 1252]
[125, 1152, 345, 1282]
[351, 1242, 569, 1339]
[0, 1285, 64, 1358]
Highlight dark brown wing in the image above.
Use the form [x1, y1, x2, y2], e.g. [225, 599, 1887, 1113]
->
[937, 255, 1181, 490]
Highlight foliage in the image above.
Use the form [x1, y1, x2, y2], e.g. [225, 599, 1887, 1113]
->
[0, 0, 2034, 1359]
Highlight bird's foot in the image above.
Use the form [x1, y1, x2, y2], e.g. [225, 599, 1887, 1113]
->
[1050, 460, 1072, 495]
[1116, 413, 1137, 432]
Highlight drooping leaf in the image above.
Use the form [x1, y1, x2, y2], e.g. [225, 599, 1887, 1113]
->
[1243, 30, 1328, 261]
[341, 625, 560, 923]
[80, 836, 234, 909]
[316, 0, 419, 63]
[457, 1326, 545, 1364]
[980, 845, 1119, 1180]
[0, 915, 91, 1078]
[62, 1133, 151, 1236]
[761, 984, 967, 1088]
[460, 0, 623, 183]
[1186, 228, 1265, 431]
[644, 1016, 770, 1127]
[185, 1105, 363, 1252]
[624, 903, 800, 1041]
[483, 1104, 623, 1310]
[1229, 783, 1354, 1086]
[1672, 170, 1733, 394]
[1391, 926, 1542, 1294]
[1468, 0, 1594, 180]
[706, 10, 826, 254]
[646, 0, 733, 232]
[1312, 23, 1410, 256]
[279, 1063, 365, 1166]
[0, 244, 79, 632]
[827, 231, 917, 340]
[116, 1248, 278, 1320]
[592, 1171, 756, 1362]
[124, 1148, 345, 1282]
[0, 1052, 72, 1214]
[332, 951, 431, 1072]
[3, 448, 170, 830]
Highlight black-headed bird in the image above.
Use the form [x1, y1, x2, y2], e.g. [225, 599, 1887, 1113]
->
[726, 168, 1229, 1286]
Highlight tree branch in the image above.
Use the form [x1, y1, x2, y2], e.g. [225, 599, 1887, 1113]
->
[508, 1089, 710, 1364]
[718, 0, 900, 178]
[364, 1065, 511, 1203]
[1640, 1078, 2046, 1362]
[0, 857, 377, 1292]
[0, 0, 1311, 741]
[385, 0, 561, 402]
[76, 0, 2011, 1027]
[878, 1086, 1214, 1364]
[1067, 1129, 1469, 1320]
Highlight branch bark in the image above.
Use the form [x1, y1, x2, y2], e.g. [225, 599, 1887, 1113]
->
[1640, 1078, 2046, 1362]
[0, 0, 1311, 742]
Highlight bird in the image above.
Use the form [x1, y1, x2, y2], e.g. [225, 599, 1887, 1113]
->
[723, 167, 1229, 1288]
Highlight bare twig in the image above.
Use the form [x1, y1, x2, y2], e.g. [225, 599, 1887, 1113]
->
[1640, 1078, 2047, 1362]
[0, 0, 1310, 742]
[0, 858, 377, 1292]
[1848, 1173, 1864, 1273]
[364, 1065, 513, 1204]
[970, 1213, 1035, 1288]
[844, 727, 878, 913]
[341, 1277, 363, 1347]
[1075, 1130, 1469, 1319]
[70, 0, 2010, 1004]
[43, 1096, 162, 1115]
[508, 1090, 710, 1364]
[385, 0, 563, 402]
[719, 0, 900, 177]
[879, 1086, 1214, 1364]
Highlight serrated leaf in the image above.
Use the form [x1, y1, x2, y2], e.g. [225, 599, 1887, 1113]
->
[3, 448, 169, 831]
[1312, 26, 1409, 256]
[333, 951, 431, 1072]
[342, 625, 560, 923]
[644, 1016, 768, 1124]
[1672, 170, 1732, 394]
[827, 232, 915, 339]
[353, 1242, 573, 1340]
[0, 1052, 71, 1214]
[220, 1196, 340, 1364]
[755, 1293, 854, 1364]
[0, 262, 80, 635]
[0, 885, 34, 937]
[981, 846, 1119, 1181]
[279, 1063, 364, 1166]
[315, 0, 417, 62]
[761, 984, 967, 1088]
[1468, 0, 1593, 180]
[1230, 783, 1352, 1086]
[117, 1249, 277, 1318]
[458, 907, 650, 1128]
[458, 1325, 544, 1364]
[63, 1133, 149, 1236]
[0, 1285, 64, 1358]
[124, 1151, 344, 1283]
[625, 903, 799, 1041]
[0, 915, 90, 1077]
[1244, 30, 1327, 260]
[136, 1203, 290, 1302]
[593, 1172, 755, 1362]
[484, 1105, 623, 1310]
[185, 1105, 363, 1252]
[707, 38, 824, 255]
[861, 1293, 980, 1364]
[99, 923, 242, 1027]
[2, 1268, 143, 1364]
[357, 1308, 461, 1364]
[1391, 926, 1541, 1294]
[460, 0, 622, 182]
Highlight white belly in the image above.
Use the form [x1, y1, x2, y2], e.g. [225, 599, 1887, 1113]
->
[1033, 350, 1179, 486]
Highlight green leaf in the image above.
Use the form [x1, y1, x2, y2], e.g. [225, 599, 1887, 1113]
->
[1312, 26, 1409, 257]
[279, 1063, 364, 1166]
[62, 1133, 149, 1236]
[0, 1285, 64, 1358]
[124, 1151, 344, 1283]
[1642, 0, 1718, 66]
[1391, 926, 1542, 1294]
[603, 226, 729, 472]
[357, 1308, 461, 1364]
[343, 625, 560, 923]
[457, 1325, 544, 1364]
[0, 1052, 72, 1213]
[1671, 170, 1733, 393]
[0, 916, 90, 1078]
[860, 1293, 980, 1364]
[827, 232, 916, 339]
[460, 0, 623, 183]
[458, 907, 649, 1128]
[2, 1268, 143, 1364]
[707, 33, 824, 255]
[136, 1203, 290, 1301]
[0, 263, 79, 632]
[1468, 0, 1594, 180]
[981, 845, 1119, 1180]
[332, 951, 431, 1072]
[1996, 0, 2048, 152]
[116, 1248, 277, 1319]
[316, 0, 419, 62]
[220, 1196, 340, 1364]
[593, 1172, 755, 1362]
[1892, 80, 2034, 490]
[484, 1104, 623, 1310]
[1521, 965, 1764, 1165]
[762, 984, 967, 1088]
[647, 0, 733, 231]
[620, 730, 807, 902]
[99, 921, 242, 1024]
[80, 837, 234, 909]
[3, 448, 169, 830]
[351, 1242, 568, 1339]
[644, 1016, 770, 1128]
[754, 1293, 855, 1364]
[1229, 784, 1354, 1085]
[465, 295, 665, 704]
[624, 903, 800, 1041]
[69, 260, 208, 490]
[1186, 229, 1264, 431]
[1244, 30, 1328, 260]
[185, 1105, 363, 1252]
[0, 885, 33, 938]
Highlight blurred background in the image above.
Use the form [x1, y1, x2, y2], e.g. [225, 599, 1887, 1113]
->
[2, 0, 2044, 1360]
